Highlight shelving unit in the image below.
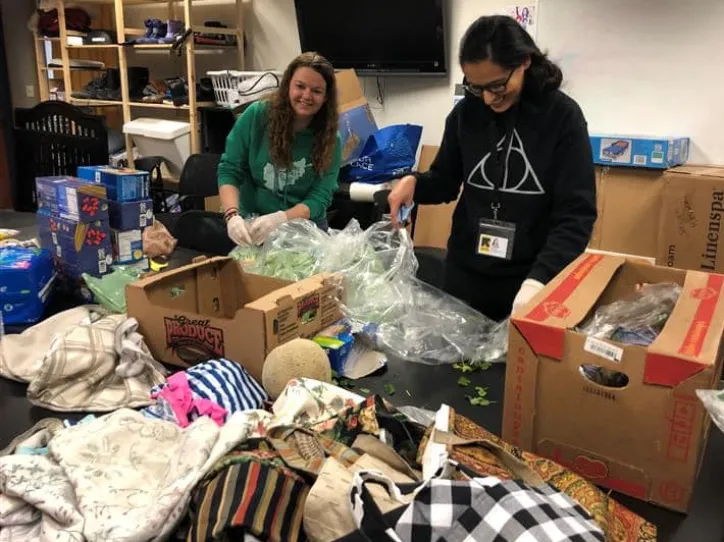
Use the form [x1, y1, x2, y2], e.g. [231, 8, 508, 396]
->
[34, 0, 245, 165]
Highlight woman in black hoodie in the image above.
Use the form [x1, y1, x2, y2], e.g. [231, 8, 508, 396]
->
[388, 15, 596, 321]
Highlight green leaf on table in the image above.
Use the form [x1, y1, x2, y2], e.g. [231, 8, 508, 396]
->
[457, 376, 471, 387]
[384, 383, 396, 396]
[453, 362, 475, 373]
[359, 388, 371, 395]
[466, 386, 495, 407]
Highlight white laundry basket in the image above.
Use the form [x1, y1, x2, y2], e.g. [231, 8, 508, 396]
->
[206, 70, 281, 108]
[123, 118, 190, 178]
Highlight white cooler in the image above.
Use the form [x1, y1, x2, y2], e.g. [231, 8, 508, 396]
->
[123, 118, 190, 177]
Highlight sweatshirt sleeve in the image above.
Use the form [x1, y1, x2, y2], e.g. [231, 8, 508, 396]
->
[527, 107, 597, 284]
[414, 109, 464, 205]
[217, 103, 258, 215]
[302, 134, 342, 222]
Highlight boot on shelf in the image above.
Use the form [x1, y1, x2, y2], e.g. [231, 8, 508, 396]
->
[159, 20, 184, 44]
[71, 68, 120, 100]
[135, 19, 166, 44]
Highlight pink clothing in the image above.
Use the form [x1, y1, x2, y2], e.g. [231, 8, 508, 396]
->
[152, 371, 227, 427]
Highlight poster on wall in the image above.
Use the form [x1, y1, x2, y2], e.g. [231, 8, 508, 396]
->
[501, 4, 538, 38]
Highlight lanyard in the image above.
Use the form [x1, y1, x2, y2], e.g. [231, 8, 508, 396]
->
[486, 106, 518, 220]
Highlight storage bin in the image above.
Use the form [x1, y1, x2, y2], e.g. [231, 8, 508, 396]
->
[123, 118, 190, 177]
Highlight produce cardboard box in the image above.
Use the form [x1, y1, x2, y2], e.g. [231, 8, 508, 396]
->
[503, 253, 724, 512]
[588, 166, 664, 259]
[658, 165, 724, 273]
[126, 256, 342, 380]
[411, 145, 461, 250]
[336, 69, 377, 165]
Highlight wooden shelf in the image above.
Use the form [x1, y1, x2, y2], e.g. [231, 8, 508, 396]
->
[35, 0, 245, 163]
[129, 101, 217, 109]
[67, 44, 119, 49]
[42, 66, 106, 72]
[68, 98, 122, 107]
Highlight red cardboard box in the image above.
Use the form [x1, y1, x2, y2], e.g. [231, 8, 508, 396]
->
[503, 253, 724, 512]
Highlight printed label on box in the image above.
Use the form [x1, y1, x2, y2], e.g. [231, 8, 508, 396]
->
[584, 336, 623, 363]
[600, 138, 632, 163]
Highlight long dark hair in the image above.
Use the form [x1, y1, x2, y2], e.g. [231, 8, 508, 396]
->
[459, 15, 562, 96]
[267, 52, 339, 174]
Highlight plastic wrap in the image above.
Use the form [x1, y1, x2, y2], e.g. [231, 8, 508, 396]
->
[230, 219, 508, 365]
[579, 282, 681, 345]
[696, 389, 724, 435]
[82, 266, 146, 313]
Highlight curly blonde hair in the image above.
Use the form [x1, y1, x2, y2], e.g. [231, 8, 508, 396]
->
[267, 52, 339, 175]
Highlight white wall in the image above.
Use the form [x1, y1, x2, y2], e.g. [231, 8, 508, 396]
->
[247, 0, 724, 164]
[537, 0, 724, 165]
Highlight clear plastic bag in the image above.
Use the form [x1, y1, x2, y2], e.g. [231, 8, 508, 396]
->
[229, 219, 507, 365]
[696, 389, 724, 435]
[82, 266, 147, 313]
[578, 282, 681, 345]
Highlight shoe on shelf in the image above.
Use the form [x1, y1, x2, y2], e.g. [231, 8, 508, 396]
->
[135, 19, 166, 44]
[158, 20, 184, 44]
[71, 68, 120, 100]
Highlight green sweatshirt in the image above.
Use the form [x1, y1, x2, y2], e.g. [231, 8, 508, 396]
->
[217, 100, 342, 223]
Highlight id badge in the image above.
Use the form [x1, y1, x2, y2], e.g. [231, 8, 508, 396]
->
[477, 219, 516, 260]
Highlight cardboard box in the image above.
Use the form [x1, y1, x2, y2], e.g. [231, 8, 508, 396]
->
[336, 69, 377, 165]
[503, 253, 724, 512]
[589, 134, 689, 169]
[588, 167, 664, 259]
[108, 198, 154, 230]
[112, 229, 144, 264]
[35, 176, 109, 222]
[658, 166, 724, 273]
[126, 257, 342, 380]
[76, 166, 150, 202]
[411, 145, 460, 250]
[37, 212, 113, 276]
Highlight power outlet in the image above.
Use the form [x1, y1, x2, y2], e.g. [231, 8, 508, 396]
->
[25, 85, 35, 98]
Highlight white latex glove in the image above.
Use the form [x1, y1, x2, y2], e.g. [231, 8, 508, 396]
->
[226, 214, 253, 246]
[250, 211, 288, 245]
[512, 279, 545, 315]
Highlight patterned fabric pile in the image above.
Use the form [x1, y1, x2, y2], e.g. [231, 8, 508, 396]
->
[0, 376, 656, 541]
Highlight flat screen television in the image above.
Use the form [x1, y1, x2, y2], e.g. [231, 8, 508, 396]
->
[294, 0, 447, 76]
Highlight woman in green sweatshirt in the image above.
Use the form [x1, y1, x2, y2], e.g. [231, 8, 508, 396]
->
[217, 52, 342, 246]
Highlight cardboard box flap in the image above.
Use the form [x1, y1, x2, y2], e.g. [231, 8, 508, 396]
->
[513, 254, 625, 360]
[645, 272, 724, 386]
[667, 165, 724, 178]
[336, 69, 367, 113]
[129, 256, 229, 290]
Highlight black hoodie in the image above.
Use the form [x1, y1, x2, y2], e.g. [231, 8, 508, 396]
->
[414, 89, 596, 285]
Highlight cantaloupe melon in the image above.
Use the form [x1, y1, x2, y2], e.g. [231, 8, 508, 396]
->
[261, 338, 332, 399]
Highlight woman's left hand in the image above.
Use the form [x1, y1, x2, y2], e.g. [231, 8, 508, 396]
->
[250, 211, 288, 245]
[512, 279, 545, 315]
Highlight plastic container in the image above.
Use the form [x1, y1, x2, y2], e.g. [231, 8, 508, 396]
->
[123, 118, 190, 177]
[206, 70, 280, 108]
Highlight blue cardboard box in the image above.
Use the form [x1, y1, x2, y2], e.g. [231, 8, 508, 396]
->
[108, 198, 154, 230]
[589, 135, 690, 169]
[314, 321, 355, 374]
[36, 176, 109, 222]
[112, 229, 145, 263]
[77, 166, 150, 202]
[37, 212, 113, 276]
[0, 246, 56, 325]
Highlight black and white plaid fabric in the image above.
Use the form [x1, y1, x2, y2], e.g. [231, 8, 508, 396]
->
[348, 465, 606, 542]
[395, 476, 605, 542]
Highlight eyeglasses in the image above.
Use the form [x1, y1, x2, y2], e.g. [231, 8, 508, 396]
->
[463, 69, 515, 97]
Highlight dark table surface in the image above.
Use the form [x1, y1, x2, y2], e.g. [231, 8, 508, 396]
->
[2, 210, 724, 541]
